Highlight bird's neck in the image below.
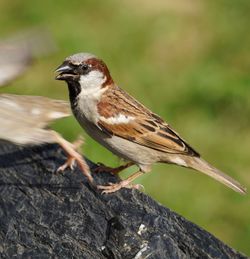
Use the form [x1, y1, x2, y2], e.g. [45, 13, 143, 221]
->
[67, 81, 81, 109]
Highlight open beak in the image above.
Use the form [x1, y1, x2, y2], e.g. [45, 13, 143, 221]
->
[55, 63, 75, 80]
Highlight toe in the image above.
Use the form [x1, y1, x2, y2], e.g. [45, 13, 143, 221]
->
[56, 165, 66, 172]
[97, 183, 114, 190]
[97, 182, 122, 193]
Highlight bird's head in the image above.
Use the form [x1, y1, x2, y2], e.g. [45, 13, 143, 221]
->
[55, 53, 113, 98]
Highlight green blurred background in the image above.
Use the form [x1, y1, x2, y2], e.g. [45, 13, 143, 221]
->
[1, 0, 249, 255]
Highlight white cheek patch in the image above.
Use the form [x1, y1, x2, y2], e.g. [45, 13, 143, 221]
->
[100, 114, 135, 125]
[79, 70, 106, 91]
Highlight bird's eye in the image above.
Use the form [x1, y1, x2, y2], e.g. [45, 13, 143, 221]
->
[82, 64, 88, 70]
[81, 64, 89, 72]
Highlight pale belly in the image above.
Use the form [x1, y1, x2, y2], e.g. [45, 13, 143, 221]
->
[74, 111, 160, 172]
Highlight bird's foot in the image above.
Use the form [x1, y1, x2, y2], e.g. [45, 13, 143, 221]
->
[57, 136, 83, 172]
[97, 170, 144, 194]
[97, 181, 144, 194]
[57, 150, 94, 184]
[52, 132, 94, 184]
[57, 156, 76, 172]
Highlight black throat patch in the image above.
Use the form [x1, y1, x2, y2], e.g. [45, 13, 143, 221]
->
[67, 81, 81, 109]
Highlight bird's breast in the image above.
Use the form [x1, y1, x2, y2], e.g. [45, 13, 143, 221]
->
[74, 85, 107, 124]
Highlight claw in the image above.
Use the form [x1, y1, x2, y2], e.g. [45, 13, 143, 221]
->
[57, 157, 76, 172]
[96, 170, 144, 194]
[130, 184, 145, 191]
[97, 181, 142, 194]
[51, 131, 94, 184]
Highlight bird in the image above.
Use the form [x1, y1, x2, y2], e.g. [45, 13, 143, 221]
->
[55, 52, 246, 194]
[0, 94, 92, 183]
[0, 28, 56, 87]
[0, 31, 91, 183]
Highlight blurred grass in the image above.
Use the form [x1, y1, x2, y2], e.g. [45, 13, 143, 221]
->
[0, 0, 250, 255]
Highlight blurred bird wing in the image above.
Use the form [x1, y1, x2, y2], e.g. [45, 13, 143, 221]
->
[0, 94, 71, 126]
[0, 94, 71, 144]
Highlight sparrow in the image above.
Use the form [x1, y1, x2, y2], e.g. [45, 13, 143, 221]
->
[0, 94, 92, 183]
[55, 53, 246, 194]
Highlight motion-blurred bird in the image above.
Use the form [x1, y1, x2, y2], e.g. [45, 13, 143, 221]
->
[0, 28, 56, 87]
[0, 30, 92, 183]
[0, 94, 92, 183]
[55, 53, 246, 194]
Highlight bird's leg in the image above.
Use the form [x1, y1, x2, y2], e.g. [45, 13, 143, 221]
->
[51, 130, 94, 184]
[97, 170, 144, 194]
[56, 136, 84, 171]
[93, 161, 134, 175]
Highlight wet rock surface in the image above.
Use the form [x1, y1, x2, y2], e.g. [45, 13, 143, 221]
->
[0, 141, 246, 258]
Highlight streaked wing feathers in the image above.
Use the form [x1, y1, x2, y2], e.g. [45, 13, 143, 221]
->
[97, 86, 199, 157]
[99, 118, 199, 156]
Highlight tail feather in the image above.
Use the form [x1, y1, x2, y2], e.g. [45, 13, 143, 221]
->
[187, 157, 246, 195]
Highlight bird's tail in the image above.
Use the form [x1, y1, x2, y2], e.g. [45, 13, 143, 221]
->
[185, 157, 246, 194]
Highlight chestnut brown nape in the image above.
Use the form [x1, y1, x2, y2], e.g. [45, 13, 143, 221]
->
[84, 58, 113, 86]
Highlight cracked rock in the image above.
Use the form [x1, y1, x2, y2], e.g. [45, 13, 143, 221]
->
[0, 141, 246, 258]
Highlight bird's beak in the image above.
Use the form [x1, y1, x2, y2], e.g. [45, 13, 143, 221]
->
[55, 63, 74, 80]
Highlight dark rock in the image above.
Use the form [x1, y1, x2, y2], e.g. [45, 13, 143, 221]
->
[0, 141, 247, 258]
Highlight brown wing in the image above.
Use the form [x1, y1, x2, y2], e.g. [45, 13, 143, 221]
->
[97, 86, 199, 157]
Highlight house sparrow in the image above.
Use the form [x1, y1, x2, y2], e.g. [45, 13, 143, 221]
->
[55, 53, 246, 194]
[0, 94, 92, 183]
